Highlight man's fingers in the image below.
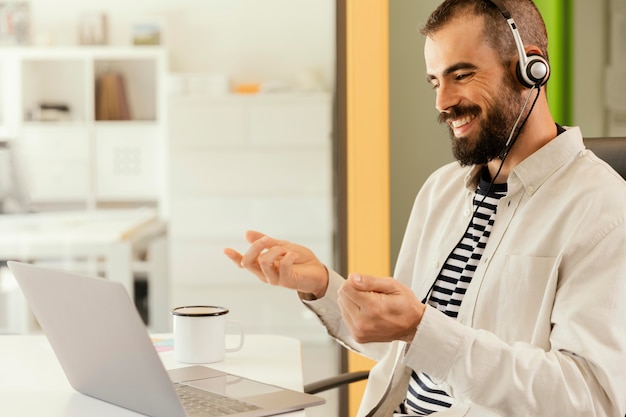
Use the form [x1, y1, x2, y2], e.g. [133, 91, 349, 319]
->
[277, 251, 298, 280]
[245, 230, 266, 244]
[258, 246, 288, 285]
[240, 236, 272, 269]
[223, 248, 244, 268]
[349, 274, 397, 294]
[338, 274, 397, 315]
[338, 290, 374, 342]
[224, 245, 269, 283]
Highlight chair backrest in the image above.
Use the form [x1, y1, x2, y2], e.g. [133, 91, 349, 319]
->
[584, 137, 626, 180]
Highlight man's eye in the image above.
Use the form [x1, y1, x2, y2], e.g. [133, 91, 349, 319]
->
[456, 73, 472, 80]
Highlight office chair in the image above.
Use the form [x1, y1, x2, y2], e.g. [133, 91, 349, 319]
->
[304, 370, 369, 394]
[584, 136, 626, 180]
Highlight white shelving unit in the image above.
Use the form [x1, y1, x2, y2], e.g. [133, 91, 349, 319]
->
[0, 47, 168, 214]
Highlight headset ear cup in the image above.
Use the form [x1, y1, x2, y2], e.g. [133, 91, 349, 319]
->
[516, 54, 550, 88]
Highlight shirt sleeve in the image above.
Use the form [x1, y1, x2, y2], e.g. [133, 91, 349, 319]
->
[300, 269, 393, 361]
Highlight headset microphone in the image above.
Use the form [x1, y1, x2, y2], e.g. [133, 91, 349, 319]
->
[497, 85, 540, 161]
[488, 0, 550, 88]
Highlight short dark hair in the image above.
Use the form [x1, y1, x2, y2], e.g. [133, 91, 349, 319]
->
[420, 0, 549, 67]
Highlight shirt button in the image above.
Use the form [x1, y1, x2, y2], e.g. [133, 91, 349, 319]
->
[463, 208, 471, 217]
[433, 261, 440, 269]
[528, 185, 536, 193]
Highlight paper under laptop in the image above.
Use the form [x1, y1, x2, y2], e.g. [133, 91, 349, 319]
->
[8, 261, 324, 417]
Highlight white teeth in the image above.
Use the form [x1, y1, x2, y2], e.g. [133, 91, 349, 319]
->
[451, 115, 473, 128]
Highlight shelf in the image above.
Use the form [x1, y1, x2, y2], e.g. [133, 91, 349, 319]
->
[22, 120, 89, 128]
[21, 58, 87, 123]
[0, 47, 167, 211]
[94, 59, 158, 121]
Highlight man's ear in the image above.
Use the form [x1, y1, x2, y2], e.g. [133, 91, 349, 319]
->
[515, 45, 550, 88]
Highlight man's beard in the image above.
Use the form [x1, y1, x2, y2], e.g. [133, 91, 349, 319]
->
[439, 79, 523, 166]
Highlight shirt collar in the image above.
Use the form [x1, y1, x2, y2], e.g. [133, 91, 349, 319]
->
[463, 126, 585, 195]
[510, 126, 584, 195]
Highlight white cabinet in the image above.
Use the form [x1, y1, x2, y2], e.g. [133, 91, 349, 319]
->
[21, 125, 90, 201]
[0, 47, 167, 213]
[168, 92, 334, 341]
[94, 124, 160, 200]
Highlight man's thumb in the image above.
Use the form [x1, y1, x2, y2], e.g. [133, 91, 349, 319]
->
[349, 274, 394, 293]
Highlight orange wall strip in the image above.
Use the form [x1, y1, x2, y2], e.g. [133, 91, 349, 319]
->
[345, 0, 390, 415]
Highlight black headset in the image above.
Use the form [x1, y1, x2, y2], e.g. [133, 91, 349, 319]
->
[487, 0, 550, 88]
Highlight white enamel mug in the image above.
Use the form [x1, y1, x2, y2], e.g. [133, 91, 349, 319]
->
[171, 306, 244, 363]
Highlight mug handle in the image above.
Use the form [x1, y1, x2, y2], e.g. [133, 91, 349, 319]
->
[225, 320, 244, 352]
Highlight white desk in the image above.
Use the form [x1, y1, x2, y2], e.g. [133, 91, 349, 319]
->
[0, 208, 168, 332]
[0, 334, 308, 417]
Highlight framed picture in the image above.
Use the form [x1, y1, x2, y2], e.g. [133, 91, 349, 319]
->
[132, 19, 163, 46]
[0, 2, 30, 45]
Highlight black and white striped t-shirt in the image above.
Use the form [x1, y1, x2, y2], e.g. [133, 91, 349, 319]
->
[396, 170, 507, 416]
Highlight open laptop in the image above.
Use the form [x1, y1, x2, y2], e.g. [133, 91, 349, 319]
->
[8, 261, 325, 417]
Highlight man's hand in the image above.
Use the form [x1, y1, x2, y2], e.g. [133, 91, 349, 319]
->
[224, 230, 329, 299]
[337, 274, 425, 343]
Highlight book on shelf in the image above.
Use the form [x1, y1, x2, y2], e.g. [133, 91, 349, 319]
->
[95, 72, 132, 121]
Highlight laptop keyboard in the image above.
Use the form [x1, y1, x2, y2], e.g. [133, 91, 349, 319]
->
[174, 383, 262, 416]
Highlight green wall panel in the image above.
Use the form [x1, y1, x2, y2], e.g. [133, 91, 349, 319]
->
[533, 0, 573, 125]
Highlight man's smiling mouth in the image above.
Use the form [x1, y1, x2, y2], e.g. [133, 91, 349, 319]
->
[450, 115, 475, 128]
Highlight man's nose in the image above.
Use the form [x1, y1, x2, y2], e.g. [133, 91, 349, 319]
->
[435, 82, 461, 114]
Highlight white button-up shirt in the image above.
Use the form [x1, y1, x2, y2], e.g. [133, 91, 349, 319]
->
[305, 127, 626, 417]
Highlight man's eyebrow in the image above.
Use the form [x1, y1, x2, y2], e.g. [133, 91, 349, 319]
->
[426, 62, 478, 82]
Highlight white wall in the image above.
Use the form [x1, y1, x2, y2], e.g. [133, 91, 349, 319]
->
[26, 0, 335, 88]
[389, 0, 454, 265]
[605, 0, 626, 135]
[572, 0, 607, 136]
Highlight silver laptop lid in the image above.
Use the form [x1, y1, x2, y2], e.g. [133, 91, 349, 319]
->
[8, 261, 325, 417]
[8, 261, 187, 417]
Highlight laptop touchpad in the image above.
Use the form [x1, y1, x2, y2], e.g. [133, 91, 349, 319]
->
[187, 375, 282, 398]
